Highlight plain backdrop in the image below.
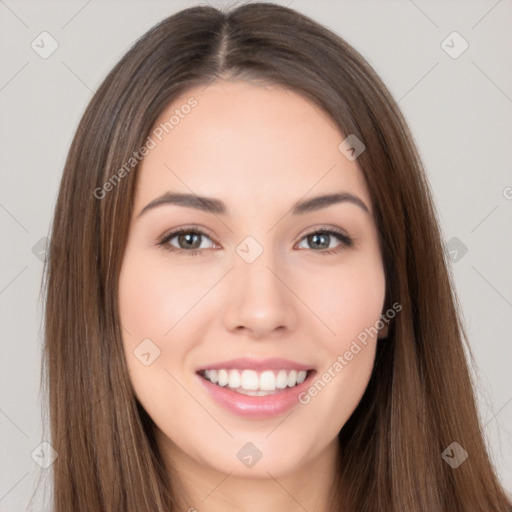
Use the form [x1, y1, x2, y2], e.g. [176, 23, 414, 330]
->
[0, 0, 511, 509]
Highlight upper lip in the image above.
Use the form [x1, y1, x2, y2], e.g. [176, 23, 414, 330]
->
[197, 357, 313, 372]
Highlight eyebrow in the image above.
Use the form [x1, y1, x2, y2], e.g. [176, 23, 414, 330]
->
[136, 191, 370, 218]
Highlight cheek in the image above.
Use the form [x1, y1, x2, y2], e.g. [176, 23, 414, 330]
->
[119, 253, 206, 339]
[297, 270, 384, 436]
[118, 252, 197, 419]
[118, 250, 224, 398]
[118, 252, 187, 380]
[305, 254, 386, 350]
[295, 251, 384, 419]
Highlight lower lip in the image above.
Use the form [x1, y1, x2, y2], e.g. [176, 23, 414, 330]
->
[197, 371, 315, 419]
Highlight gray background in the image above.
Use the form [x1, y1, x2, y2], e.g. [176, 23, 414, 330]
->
[1, 0, 511, 509]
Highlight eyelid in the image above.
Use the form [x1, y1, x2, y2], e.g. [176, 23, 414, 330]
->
[156, 224, 219, 249]
[295, 224, 351, 242]
[157, 224, 353, 253]
[158, 224, 216, 240]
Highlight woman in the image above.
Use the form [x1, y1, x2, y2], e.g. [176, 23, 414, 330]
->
[41, 2, 512, 511]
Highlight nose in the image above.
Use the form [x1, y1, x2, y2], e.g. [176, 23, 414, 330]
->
[222, 250, 299, 339]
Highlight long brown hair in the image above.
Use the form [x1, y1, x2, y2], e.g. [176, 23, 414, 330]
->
[41, 3, 511, 510]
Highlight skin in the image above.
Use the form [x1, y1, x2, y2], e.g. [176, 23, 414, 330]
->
[118, 79, 387, 512]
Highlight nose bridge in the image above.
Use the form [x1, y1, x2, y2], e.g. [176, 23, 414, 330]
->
[222, 235, 298, 336]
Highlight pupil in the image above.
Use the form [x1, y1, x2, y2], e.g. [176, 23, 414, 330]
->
[310, 233, 328, 249]
[180, 233, 200, 249]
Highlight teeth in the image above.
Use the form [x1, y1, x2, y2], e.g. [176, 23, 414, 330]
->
[259, 370, 276, 391]
[202, 368, 309, 392]
[287, 370, 297, 387]
[276, 370, 288, 389]
[241, 370, 259, 390]
[218, 369, 228, 387]
[204, 369, 218, 384]
[228, 369, 241, 388]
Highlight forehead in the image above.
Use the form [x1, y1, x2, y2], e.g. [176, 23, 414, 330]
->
[135, 79, 371, 214]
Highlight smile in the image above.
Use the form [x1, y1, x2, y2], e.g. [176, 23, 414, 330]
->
[196, 358, 316, 418]
[199, 368, 309, 395]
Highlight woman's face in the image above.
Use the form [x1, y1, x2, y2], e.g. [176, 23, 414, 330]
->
[119, 79, 386, 480]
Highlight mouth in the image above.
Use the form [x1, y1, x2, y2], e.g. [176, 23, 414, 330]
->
[195, 358, 316, 418]
[198, 368, 311, 396]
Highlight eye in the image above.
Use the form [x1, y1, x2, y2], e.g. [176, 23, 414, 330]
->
[157, 227, 216, 255]
[157, 226, 353, 256]
[296, 228, 353, 255]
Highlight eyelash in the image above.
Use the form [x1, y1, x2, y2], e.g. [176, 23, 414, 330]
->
[156, 225, 353, 256]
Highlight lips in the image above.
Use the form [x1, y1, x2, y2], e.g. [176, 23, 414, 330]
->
[196, 357, 315, 418]
[198, 357, 311, 372]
